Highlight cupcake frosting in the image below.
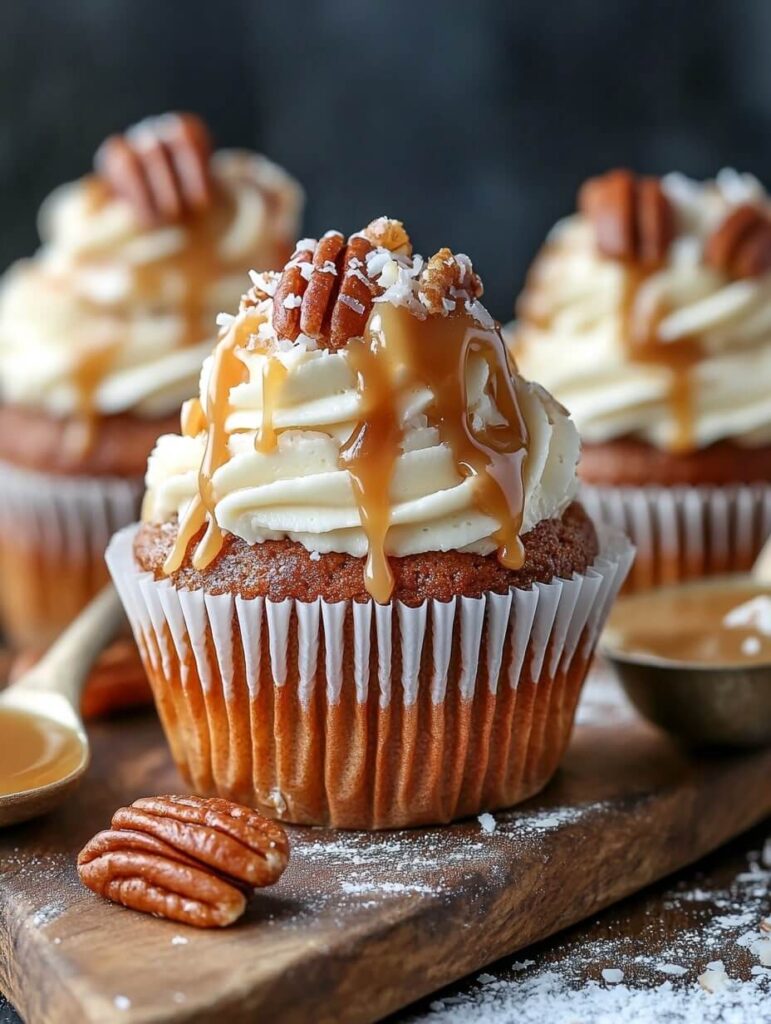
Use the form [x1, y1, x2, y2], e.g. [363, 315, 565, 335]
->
[143, 218, 581, 602]
[514, 169, 771, 453]
[0, 115, 302, 422]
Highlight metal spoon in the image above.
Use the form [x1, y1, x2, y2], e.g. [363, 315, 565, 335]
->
[0, 585, 124, 826]
[601, 536, 771, 748]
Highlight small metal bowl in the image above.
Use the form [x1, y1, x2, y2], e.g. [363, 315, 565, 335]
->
[601, 578, 771, 749]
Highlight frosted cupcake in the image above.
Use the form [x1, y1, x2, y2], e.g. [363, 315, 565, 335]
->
[107, 218, 632, 829]
[0, 113, 302, 647]
[514, 169, 771, 590]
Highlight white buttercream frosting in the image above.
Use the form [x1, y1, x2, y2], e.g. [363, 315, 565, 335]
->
[514, 169, 771, 451]
[143, 244, 581, 561]
[0, 151, 303, 419]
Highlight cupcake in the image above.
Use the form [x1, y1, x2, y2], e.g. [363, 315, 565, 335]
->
[0, 113, 302, 648]
[513, 169, 771, 591]
[107, 218, 632, 829]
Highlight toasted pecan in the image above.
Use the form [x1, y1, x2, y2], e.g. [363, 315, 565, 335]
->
[704, 203, 771, 279]
[579, 169, 675, 268]
[77, 795, 289, 928]
[269, 218, 487, 349]
[420, 248, 483, 315]
[95, 113, 214, 227]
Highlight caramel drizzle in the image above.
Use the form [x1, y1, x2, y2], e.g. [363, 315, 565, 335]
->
[163, 318, 251, 574]
[341, 304, 528, 603]
[255, 357, 288, 454]
[164, 304, 529, 604]
[339, 337, 402, 603]
[68, 338, 121, 451]
[71, 179, 287, 447]
[621, 269, 700, 453]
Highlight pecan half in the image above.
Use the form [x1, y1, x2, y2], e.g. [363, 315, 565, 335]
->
[704, 203, 771, 279]
[579, 169, 675, 268]
[78, 795, 289, 928]
[271, 218, 416, 350]
[95, 113, 214, 227]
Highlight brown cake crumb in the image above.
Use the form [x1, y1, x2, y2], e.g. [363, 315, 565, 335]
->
[133, 502, 598, 606]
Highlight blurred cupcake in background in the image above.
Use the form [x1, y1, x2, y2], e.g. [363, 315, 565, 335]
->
[0, 112, 303, 649]
[107, 217, 632, 829]
[513, 168, 771, 590]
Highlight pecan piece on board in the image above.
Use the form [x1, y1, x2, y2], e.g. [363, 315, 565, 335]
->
[77, 795, 289, 928]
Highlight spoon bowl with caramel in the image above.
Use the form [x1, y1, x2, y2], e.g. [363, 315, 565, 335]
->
[0, 585, 123, 826]
[601, 573, 771, 748]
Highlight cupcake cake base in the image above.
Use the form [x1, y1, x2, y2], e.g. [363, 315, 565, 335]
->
[107, 509, 632, 829]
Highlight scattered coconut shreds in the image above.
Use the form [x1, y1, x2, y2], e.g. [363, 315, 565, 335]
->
[478, 813, 497, 835]
[602, 968, 624, 984]
[698, 964, 729, 993]
[113, 995, 131, 1011]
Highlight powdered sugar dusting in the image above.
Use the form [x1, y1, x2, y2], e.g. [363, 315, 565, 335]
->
[407, 836, 771, 1022]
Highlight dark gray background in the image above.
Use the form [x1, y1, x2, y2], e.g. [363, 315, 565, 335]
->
[2, 0, 771, 320]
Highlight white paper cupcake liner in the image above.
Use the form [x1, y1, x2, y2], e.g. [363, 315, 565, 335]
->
[107, 521, 633, 828]
[580, 482, 771, 591]
[0, 460, 143, 646]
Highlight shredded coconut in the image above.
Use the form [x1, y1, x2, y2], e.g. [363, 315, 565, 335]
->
[338, 293, 366, 315]
[602, 968, 624, 984]
[478, 813, 497, 835]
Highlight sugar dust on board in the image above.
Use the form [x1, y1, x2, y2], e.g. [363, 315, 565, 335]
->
[0, 708, 84, 796]
[606, 581, 771, 667]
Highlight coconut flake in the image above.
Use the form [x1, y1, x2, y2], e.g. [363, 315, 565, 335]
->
[338, 294, 366, 315]
[478, 812, 497, 835]
[248, 269, 278, 296]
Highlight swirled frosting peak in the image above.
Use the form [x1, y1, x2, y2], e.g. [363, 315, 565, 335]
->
[144, 218, 581, 603]
[0, 113, 303, 426]
[514, 168, 771, 453]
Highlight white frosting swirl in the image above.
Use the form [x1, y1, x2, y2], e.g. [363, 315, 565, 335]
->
[144, 300, 581, 558]
[514, 169, 771, 451]
[0, 151, 303, 419]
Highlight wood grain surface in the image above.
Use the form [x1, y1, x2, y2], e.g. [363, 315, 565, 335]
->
[1, 669, 771, 1024]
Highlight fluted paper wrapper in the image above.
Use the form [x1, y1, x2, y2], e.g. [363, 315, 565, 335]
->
[0, 460, 142, 647]
[581, 482, 771, 593]
[107, 523, 633, 829]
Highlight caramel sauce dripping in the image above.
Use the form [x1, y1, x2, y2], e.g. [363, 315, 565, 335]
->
[67, 338, 121, 452]
[69, 180, 245, 448]
[181, 396, 206, 437]
[255, 357, 288, 454]
[341, 304, 528, 603]
[0, 708, 83, 796]
[163, 317, 252, 574]
[163, 304, 529, 605]
[620, 268, 701, 453]
[339, 336, 402, 603]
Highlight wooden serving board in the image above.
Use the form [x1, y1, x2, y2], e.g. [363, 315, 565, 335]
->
[1, 668, 771, 1024]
